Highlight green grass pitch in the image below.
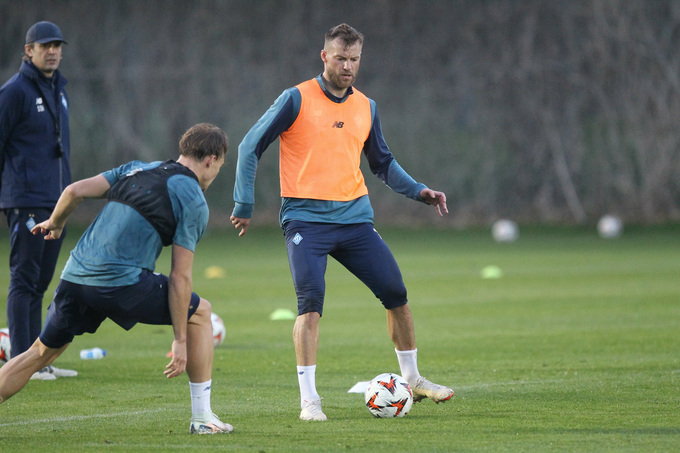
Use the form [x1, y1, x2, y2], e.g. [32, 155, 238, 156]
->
[0, 224, 678, 452]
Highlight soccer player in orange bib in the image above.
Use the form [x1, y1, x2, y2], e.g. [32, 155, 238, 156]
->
[231, 23, 454, 421]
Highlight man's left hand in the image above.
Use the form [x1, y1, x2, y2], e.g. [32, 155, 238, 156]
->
[420, 188, 448, 217]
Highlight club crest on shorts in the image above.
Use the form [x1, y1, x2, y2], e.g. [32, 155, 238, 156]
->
[292, 233, 303, 245]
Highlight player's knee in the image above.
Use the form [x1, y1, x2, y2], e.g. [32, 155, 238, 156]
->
[298, 308, 321, 319]
[199, 298, 212, 313]
[190, 298, 212, 326]
[378, 284, 407, 310]
[296, 291, 324, 316]
[381, 297, 408, 310]
[32, 338, 66, 363]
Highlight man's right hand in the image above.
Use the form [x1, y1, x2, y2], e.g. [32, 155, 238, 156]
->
[31, 218, 64, 240]
[230, 215, 251, 237]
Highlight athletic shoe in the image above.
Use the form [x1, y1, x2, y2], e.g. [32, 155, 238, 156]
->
[30, 367, 57, 381]
[412, 376, 454, 403]
[299, 399, 327, 421]
[47, 365, 78, 378]
[190, 413, 234, 434]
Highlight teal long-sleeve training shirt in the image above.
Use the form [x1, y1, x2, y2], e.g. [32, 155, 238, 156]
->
[232, 75, 428, 226]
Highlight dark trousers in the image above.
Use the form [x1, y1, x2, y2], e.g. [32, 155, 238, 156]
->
[5, 208, 65, 357]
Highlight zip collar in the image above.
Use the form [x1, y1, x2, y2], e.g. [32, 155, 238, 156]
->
[20, 60, 67, 89]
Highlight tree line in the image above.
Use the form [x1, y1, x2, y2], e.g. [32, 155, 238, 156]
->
[1, 0, 678, 226]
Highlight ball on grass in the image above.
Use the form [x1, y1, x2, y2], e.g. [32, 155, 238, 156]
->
[492, 219, 519, 243]
[211, 313, 226, 346]
[0, 328, 10, 363]
[364, 373, 413, 418]
[597, 215, 623, 239]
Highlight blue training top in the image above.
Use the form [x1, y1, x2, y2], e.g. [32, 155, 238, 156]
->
[232, 75, 427, 226]
[61, 160, 209, 287]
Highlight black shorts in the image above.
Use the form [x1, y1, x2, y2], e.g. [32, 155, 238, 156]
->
[283, 221, 408, 316]
[39, 270, 200, 349]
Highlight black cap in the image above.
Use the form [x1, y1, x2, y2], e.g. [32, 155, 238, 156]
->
[25, 21, 67, 45]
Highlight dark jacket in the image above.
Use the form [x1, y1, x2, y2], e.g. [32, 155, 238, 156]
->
[0, 60, 71, 209]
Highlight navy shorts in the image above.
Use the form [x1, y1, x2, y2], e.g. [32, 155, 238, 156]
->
[40, 270, 200, 349]
[283, 221, 407, 316]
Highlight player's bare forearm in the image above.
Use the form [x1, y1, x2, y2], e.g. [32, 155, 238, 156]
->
[31, 185, 80, 239]
[165, 244, 194, 378]
[32, 175, 112, 240]
[420, 188, 449, 217]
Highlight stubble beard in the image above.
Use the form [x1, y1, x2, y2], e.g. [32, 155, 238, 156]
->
[328, 70, 355, 93]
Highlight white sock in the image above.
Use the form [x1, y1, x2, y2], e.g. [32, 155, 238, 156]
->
[395, 348, 420, 385]
[190, 380, 212, 418]
[297, 365, 320, 407]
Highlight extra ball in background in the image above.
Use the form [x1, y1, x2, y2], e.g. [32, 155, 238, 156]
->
[597, 215, 623, 239]
[492, 219, 519, 243]
[0, 328, 10, 363]
[365, 373, 413, 418]
[211, 313, 226, 347]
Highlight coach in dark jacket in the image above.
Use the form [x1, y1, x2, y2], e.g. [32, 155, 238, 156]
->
[0, 21, 76, 380]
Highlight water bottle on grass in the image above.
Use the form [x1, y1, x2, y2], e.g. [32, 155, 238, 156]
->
[80, 347, 106, 359]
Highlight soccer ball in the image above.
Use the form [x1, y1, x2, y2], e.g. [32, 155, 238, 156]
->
[491, 219, 519, 243]
[597, 215, 623, 239]
[364, 373, 413, 418]
[211, 313, 226, 347]
[0, 328, 10, 363]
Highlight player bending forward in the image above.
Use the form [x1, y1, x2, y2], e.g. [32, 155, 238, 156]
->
[0, 123, 233, 434]
[231, 24, 454, 421]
